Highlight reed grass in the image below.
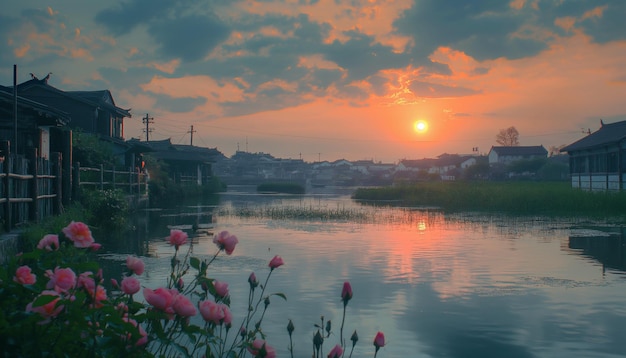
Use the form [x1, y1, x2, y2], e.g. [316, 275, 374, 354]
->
[256, 182, 305, 194]
[216, 204, 371, 221]
[352, 181, 626, 218]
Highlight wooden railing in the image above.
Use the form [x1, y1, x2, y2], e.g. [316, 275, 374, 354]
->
[73, 162, 147, 200]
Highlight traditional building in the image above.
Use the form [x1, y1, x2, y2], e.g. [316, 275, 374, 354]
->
[560, 120, 626, 191]
[0, 85, 70, 158]
[488, 145, 547, 166]
[15, 75, 134, 166]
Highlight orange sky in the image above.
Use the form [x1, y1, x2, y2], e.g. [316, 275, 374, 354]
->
[2, 1, 625, 162]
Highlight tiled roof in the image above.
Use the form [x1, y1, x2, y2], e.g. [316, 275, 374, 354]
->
[561, 120, 626, 152]
[17, 79, 131, 118]
[0, 85, 70, 125]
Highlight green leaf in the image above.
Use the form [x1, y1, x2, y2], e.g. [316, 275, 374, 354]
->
[189, 256, 200, 270]
[32, 294, 58, 307]
[271, 292, 287, 301]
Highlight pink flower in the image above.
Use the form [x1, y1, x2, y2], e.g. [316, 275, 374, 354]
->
[167, 229, 188, 248]
[213, 231, 238, 255]
[77, 272, 96, 292]
[111, 278, 119, 289]
[123, 315, 148, 346]
[143, 287, 175, 312]
[46, 267, 76, 293]
[341, 281, 353, 304]
[14, 265, 36, 285]
[247, 339, 276, 358]
[373, 331, 385, 349]
[173, 294, 197, 317]
[88, 285, 107, 308]
[126, 256, 145, 276]
[26, 290, 63, 323]
[37, 234, 59, 251]
[62, 221, 95, 248]
[327, 344, 343, 358]
[121, 276, 141, 295]
[199, 300, 224, 324]
[268, 255, 284, 270]
[213, 280, 229, 298]
[220, 303, 232, 326]
[89, 243, 102, 251]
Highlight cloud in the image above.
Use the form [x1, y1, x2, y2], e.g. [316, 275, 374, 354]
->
[409, 81, 479, 98]
[394, 1, 547, 62]
[323, 30, 410, 81]
[94, 0, 176, 36]
[148, 14, 231, 62]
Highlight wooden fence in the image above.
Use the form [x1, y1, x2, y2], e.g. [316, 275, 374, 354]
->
[1, 141, 62, 233]
[0, 140, 147, 233]
[73, 162, 148, 201]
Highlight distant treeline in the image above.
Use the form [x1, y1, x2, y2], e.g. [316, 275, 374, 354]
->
[352, 182, 626, 219]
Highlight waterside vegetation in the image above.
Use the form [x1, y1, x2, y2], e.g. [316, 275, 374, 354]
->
[352, 181, 626, 219]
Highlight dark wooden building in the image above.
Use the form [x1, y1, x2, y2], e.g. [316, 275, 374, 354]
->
[561, 120, 626, 191]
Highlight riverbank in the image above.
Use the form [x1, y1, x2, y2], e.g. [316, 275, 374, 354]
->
[352, 181, 626, 219]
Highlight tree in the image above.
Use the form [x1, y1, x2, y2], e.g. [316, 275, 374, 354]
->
[496, 126, 519, 146]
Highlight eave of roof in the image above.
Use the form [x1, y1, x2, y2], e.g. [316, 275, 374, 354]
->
[17, 79, 131, 118]
[0, 86, 70, 125]
[561, 120, 626, 152]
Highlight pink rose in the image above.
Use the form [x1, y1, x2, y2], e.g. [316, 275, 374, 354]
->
[213, 231, 238, 255]
[327, 344, 343, 358]
[167, 229, 188, 248]
[62, 221, 95, 248]
[213, 280, 229, 298]
[341, 281, 353, 304]
[173, 294, 197, 317]
[77, 272, 96, 292]
[220, 303, 232, 326]
[247, 339, 276, 358]
[37, 234, 59, 251]
[143, 287, 175, 312]
[123, 316, 148, 346]
[126, 256, 145, 276]
[26, 290, 63, 323]
[121, 276, 141, 295]
[89, 243, 102, 251]
[88, 285, 107, 308]
[373, 331, 385, 349]
[199, 300, 224, 324]
[46, 267, 76, 293]
[268, 255, 284, 270]
[14, 265, 36, 285]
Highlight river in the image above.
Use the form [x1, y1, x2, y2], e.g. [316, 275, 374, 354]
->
[98, 185, 626, 357]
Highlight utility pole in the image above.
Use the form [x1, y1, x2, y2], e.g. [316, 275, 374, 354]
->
[188, 125, 196, 146]
[13, 65, 17, 154]
[142, 113, 154, 141]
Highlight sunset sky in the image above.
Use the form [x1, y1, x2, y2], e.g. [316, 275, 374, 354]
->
[2, 1, 625, 163]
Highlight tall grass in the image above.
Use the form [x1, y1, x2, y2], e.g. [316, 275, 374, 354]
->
[352, 181, 626, 218]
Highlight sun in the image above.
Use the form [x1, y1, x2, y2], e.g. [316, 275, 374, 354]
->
[414, 120, 428, 134]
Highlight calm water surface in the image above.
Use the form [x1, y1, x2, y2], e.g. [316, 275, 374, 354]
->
[100, 186, 626, 357]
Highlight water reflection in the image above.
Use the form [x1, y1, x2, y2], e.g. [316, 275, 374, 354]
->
[97, 187, 626, 357]
[568, 227, 626, 273]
